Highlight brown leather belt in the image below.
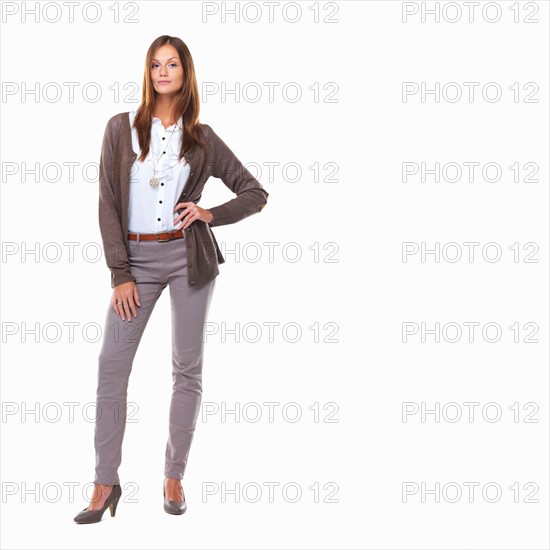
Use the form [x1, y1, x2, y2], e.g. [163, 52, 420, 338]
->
[127, 229, 184, 242]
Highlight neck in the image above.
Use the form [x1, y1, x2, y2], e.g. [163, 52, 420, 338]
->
[153, 96, 179, 124]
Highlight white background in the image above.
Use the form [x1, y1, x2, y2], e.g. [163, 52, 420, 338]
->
[1, 1, 548, 548]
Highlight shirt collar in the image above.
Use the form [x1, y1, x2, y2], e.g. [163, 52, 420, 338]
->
[152, 115, 183, 131]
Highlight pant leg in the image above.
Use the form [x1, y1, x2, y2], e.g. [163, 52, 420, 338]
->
[164, 240, 216, 479]
[93, 240, 166, 485]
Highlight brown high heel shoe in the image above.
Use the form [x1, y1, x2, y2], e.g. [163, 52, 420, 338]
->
[163, 479, 187, 515]
[73, 484, 122, 524]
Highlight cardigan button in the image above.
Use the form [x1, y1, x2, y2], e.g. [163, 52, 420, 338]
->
[185, 227, 191, 232]
[188, 262, 192, 268]
[190, 280, 195, 285]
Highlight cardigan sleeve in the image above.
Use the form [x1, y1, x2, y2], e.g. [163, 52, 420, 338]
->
[98, 115, 136, 288]
[202, 124, 269, 227]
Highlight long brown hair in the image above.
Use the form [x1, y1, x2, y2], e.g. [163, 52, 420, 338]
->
[133, 35, 208, 163]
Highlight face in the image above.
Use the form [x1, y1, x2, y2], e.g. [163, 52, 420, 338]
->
[150, 44, 184, 96]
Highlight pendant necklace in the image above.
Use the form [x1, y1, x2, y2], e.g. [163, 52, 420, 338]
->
[149, 119, 181, 188]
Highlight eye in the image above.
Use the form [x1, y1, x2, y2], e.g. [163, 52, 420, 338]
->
[169, 63, 178, 68]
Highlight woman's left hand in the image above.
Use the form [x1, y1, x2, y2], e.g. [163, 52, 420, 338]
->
[173, 202, 213, 230]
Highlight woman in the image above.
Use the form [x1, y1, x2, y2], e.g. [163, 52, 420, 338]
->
[74, 35, 269, 524]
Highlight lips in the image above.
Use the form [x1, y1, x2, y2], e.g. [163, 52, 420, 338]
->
[158, 81, 171, 85]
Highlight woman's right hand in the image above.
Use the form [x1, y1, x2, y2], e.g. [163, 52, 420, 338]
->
[112, 282, 141, 321]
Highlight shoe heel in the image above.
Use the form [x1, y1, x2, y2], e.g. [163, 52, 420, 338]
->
[109, 496, 120, 517]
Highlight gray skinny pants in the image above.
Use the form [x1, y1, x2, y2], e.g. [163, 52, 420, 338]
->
[93, 235, 216, 485]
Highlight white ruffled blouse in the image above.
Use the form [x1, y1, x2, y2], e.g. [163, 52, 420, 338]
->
[127, 110, 191, 234]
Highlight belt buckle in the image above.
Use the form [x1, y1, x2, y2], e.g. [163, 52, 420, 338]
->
[156, 232, 172, 242]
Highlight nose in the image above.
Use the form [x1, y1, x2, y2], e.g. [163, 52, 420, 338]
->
[159, 65, 167, 77]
